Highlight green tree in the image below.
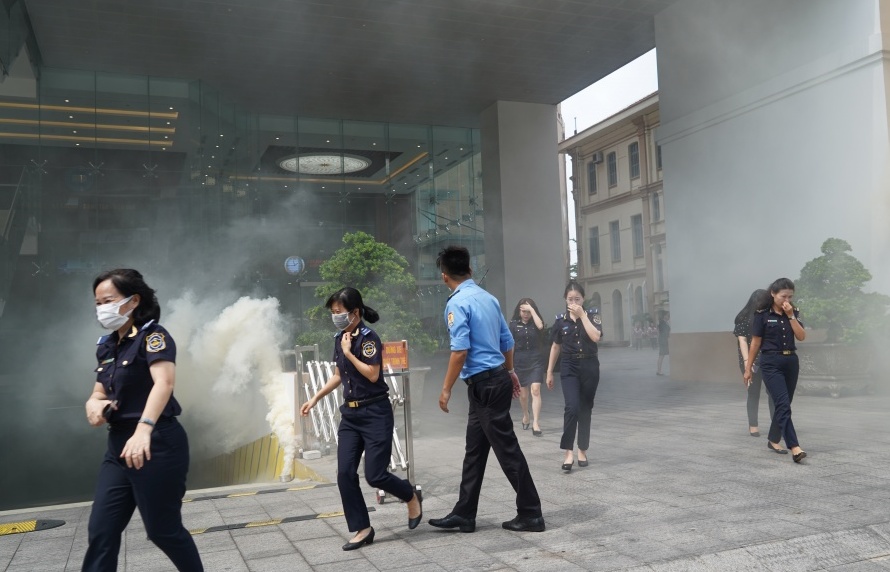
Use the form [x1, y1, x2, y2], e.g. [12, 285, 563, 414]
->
[796, 238, 890, 343]
[296, 231, 436, 356]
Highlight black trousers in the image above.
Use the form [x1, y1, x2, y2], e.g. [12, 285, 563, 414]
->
[559, 357, 600, 451]
[83, 418, 203, 572]
[452, 369, 542, 519]
[337, 399, 414, 531]
[761, 353, 801, 448]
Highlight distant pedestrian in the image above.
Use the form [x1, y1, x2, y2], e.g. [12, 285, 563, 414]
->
[545, 281, 603, 472]
[632, 322, 644, 350]
[429, 246, 545, 533]
[734, 289, 779, 444]
[509, 298, 547, 436]
[744, 278, 807, 462]
[656, 311, 670, 376]
[646, 321, 658, 349]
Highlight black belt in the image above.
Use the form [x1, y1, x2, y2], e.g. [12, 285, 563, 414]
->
[762, 350, 795, 355]
[463, 364, 505, 385]
[564, 353, 598, 360]
[345, 394, 390, 408]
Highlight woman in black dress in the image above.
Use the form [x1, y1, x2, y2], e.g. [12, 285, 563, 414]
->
[509, 298, 546, 436]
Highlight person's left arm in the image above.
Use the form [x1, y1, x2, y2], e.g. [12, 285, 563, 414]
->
[341, 330, 382, 382]
[784, 303, 806, 341]
[121, 360, 175, 469]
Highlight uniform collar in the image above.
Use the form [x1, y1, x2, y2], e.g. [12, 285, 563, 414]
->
[447, 278, 475, 299]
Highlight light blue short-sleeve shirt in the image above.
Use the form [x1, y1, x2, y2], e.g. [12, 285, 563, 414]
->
[444, 279, 514, 378]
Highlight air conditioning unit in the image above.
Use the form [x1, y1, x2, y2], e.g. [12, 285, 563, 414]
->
[591, 151, 604, 164]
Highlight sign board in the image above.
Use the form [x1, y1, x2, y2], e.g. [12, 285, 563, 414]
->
[382, 340, 409, 370]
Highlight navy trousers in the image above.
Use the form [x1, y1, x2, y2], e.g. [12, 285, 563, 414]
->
[760, 354, 801, 448]
[559, 357, 600, 451]
[82, 418, 203, 572]
[337, 399, 414, 531]
[452, 369, 542, 519]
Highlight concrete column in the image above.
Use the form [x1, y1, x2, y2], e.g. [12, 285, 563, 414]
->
[655, 0, 890, 381]
[480, 101, 568, 320]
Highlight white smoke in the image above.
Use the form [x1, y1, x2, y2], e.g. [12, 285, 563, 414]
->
[165, 293, 296, 473]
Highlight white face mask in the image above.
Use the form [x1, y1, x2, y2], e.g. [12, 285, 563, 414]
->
[96, 296, 134, 330]
[332, 311, 354, 331]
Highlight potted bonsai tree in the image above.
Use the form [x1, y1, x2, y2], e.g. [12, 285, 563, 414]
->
[794, 238, 890, 397]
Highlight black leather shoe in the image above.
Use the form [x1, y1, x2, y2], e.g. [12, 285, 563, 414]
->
[428, 513, 475, 532]
[502, 515, 545, 532]
[532, 429, 542, 437]
[793, 451, 807, 463]
[408, 492, 423, 530]
[342, 527, 374, 551]
[767, 441, 789, 454]
[578, 459, 589, 467]
[522, 422, 530, 430]
[561, 461, 573, 472]
[749, 431, 760, 437]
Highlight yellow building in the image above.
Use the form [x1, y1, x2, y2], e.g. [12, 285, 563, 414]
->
[559, 94, 667, 344]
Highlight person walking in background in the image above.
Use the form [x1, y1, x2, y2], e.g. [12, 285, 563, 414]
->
[734, 289, 780, 445]
[509, 298, 547, 436]
[632, 322, 644, 350]
[429, 246, 545, 533]
[83, 269, 203, 572]
[647, 321, 658, 349]
[656, 311, 670, 376]
[744, 278, 807, 463]
[545, 281, 603, 472]
[301, 287, 422, 550]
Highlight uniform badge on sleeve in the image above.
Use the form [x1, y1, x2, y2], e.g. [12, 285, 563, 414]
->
[447, 311, 454, 328]
[362, 341, 377, 358]
[146, 332, 166, 353]
[593, 314, 602, 325]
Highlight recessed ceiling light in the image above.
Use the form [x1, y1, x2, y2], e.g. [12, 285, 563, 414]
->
[75, 143, 79, 146]
[72, 130, 77, 134]
[64, 99, 69, 103]
[169, 106, 174, 110]
[275, 137, 280, 140]
[69, 115, 74, 119]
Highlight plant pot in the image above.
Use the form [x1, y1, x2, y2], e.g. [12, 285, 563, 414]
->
[796, 343, 873, 398]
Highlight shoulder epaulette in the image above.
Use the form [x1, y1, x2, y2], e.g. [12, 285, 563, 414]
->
[140, 319, 156, 331]
[97, 334, 110, 345]
[360, 327, 371, 335]
[556, 313, 565, 320]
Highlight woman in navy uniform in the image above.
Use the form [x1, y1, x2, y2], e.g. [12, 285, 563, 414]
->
[300, 287, 422, 550]
[83, 269, 203, 572]
[545, 281, 603, 472]
[509, 298, 546, 436]
[734, 289, 779, 444]
[744, 278, 807, 463]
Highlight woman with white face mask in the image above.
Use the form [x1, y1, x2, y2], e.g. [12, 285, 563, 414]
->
[300, 287, 422, 550]
[83, 269, 203, 571]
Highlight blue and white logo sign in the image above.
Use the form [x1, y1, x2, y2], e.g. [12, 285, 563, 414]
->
[284, 256, 305, 276]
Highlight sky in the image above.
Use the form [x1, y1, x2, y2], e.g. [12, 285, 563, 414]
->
[559, 49, 659, 267]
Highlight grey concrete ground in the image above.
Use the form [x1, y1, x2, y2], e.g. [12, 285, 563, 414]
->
[2, 346, 890, 571]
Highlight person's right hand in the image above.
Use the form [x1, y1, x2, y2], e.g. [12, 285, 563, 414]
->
[546, 372, 554, 390]
[743, 370, 752, 385]
[300, 398, 316, 417]
[85, 398, 113, 427]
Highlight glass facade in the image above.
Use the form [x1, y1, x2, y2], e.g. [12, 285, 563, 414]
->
[0, 67, 484, 340]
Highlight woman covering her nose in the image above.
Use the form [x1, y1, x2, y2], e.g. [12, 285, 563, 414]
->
[300, 287, 422, 550]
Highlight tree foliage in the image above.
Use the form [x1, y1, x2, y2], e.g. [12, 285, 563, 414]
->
[296, 231, 436, 356]
[795, 238, 890, 343]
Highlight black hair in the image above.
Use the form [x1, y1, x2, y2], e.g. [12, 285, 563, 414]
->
[511, 297, 543, 322]
[92, 268, 160, 326]
[325, 287, 379, 323]
[754, 278, 795, 311]
[735, 289, 767, 328]
[564, 280, 585, 299]
[436, 245, 472, 278]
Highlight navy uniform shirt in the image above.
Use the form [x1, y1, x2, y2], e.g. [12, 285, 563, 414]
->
[551, 308, 603, 359]
[333, 322, 386, 401]
[751, 308, 804, 352]
[95, 320, 182, 423]
[509, 319, 545, 369]
[445, 279, 514, 378]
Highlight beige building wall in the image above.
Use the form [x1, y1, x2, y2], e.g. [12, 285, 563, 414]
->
[559, 94, 667, 345]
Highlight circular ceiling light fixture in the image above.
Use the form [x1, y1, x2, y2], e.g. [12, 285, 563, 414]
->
[279, 153, 371, 175]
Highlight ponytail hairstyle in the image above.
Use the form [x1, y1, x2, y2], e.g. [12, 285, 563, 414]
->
[92, 268, 160, 326]
[325, 287, 379, 323]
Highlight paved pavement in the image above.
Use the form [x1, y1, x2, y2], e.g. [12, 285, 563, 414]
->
[3, 346, 890, 571]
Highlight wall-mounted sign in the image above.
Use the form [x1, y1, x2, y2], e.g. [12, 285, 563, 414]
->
[284, 256, 305, 276]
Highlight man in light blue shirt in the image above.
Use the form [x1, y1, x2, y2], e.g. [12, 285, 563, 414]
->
[428, 246, 544, 533]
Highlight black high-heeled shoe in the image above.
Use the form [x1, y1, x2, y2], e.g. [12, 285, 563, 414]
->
[342, 527, 375, 551]
[408, 491, 423, 530]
